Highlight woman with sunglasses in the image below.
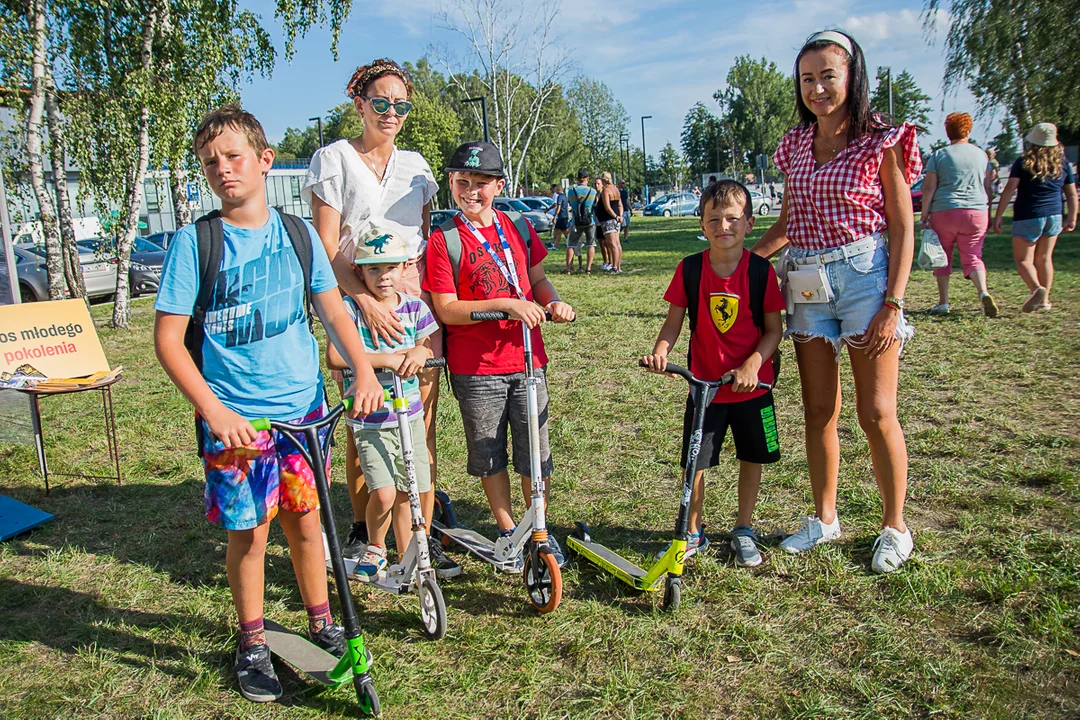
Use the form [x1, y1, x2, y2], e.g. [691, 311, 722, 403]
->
[302, 58, 460, 580]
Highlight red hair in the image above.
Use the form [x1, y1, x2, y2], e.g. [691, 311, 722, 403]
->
[944, 113, 973, 141]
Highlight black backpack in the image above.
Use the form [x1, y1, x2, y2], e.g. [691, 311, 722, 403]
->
[681, 250, 781, 381]
[183, 209, 315, 448]
[569, 186, 595, 228]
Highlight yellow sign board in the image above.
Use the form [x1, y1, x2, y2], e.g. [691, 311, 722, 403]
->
[0, 299, 110, 378]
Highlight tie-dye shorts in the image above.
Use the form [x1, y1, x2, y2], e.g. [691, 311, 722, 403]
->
[198, 405, 329, 531]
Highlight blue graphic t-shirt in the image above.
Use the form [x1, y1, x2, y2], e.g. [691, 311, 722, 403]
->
[155, 210, 337, 420]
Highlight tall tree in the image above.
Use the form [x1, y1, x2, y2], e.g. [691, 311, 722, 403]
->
[681, 102, 727, 179]
[714, 56, 791, 164]
[431, 0, 573, 195]
[657, 142, 688, 188]
[567, 77, 629, 168]
[992, 125, 1019, 165]
[871, 68, 931, 126]
[924, 0, 1080, 132]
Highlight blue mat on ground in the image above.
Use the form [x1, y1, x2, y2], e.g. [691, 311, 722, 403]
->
[0, 494, 54, 541]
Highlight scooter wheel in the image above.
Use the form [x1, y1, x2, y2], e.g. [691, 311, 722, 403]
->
[418, 575, 448, 640]
[662, 576, 682, 612]
[572, 521, 592, 544]
[353, 672, 381, 717]
[524, 547, 563, 614]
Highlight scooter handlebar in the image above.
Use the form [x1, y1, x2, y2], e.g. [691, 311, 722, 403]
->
[638, 359, 772, 391]
[470, 310, 567, 322]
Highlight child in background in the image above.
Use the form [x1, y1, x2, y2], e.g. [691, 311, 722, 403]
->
[642, 180, 784, 568]
[327, 227, 457, 581]
[153, 106, 383, 703]
[423, 141, 575, 570]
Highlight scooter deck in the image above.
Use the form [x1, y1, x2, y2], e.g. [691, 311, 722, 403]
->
[567, 537, 661, 592]
[432, 520, 502, 565]
[264, 619, 341, 686]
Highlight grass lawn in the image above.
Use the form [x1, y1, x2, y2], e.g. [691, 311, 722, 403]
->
[1, 215, 1078, 719]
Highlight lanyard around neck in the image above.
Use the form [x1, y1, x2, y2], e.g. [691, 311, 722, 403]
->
[460, 212, 524, 300]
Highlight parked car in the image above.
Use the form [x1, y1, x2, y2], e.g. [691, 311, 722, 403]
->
[78, 237, 166, 296]
[145, 230, 176, 249]
[14, 243, 117, 302]
[910, 176, 923, 214]
[643, 192, 699, 217]
[430, 209, 459, 228]
[492, 197, 552, 233]
[748, 191, 772, 216]
[520, 196, 554, 211]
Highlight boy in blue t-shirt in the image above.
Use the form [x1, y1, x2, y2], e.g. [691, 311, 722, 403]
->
[154, 106, 383, 704]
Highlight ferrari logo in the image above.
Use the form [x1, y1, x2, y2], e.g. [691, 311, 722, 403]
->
[709, 293, 739, 333]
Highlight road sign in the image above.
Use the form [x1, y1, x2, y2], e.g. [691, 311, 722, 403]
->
[186, 182, 201, 204]
[756, 154, 767, 170]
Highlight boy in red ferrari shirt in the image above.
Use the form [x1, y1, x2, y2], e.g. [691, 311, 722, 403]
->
[423, 141, 575, 571]
[642, 180, 784, 568]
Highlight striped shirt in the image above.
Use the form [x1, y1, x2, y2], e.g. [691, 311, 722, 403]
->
[342, 293, 438, 429]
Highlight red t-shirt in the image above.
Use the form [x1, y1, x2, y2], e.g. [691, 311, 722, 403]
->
[664, 249, 785, 403]
[423, 210, 549, 375]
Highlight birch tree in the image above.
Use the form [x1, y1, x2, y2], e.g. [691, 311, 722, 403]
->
[46, 77, 85, 300]
[431, 0, 572, 195]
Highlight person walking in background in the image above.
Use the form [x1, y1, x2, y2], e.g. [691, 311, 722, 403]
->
[597, 172, 624, 274]
[618, 179, 631, 244]
[593, 176, 613, 271]
[565, 170, 598, 274]
[919, 112, 999, 317]
[547, 183, 569, 252]
[752, 30, 921, 573]
[994, 122, 1078, 311]
[986, 147, 1001, 199]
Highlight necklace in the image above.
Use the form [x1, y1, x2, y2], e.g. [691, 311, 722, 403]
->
[354, 137, 391, 183]
[819, 120, 849, 156]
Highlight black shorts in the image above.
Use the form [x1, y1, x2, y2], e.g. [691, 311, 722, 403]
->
[680, 391, 780, 470]
[554, 217, 570, 231]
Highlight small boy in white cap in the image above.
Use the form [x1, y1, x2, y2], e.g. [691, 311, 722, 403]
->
[327, 227, 440, 581]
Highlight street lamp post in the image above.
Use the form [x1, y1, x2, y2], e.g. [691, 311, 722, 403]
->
[877, 66, 893, 118]
[308, 116, 324, 149]
[619, 132, 630, 185]
[641, 115, 652, 204]
[464, 97, 490, 143]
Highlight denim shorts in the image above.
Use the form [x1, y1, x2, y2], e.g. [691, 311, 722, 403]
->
[1011, 215, 1062, 242]
[598, 218, 620, 235]
[785, 241, 914, 356]
[450, 368, 553, 479]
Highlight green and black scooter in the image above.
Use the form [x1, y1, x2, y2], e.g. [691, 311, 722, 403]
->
[250, 403, 380, 716]
[566, 361, 770, 611]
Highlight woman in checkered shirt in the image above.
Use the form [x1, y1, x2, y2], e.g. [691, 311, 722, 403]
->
[752, 30, 921, 573]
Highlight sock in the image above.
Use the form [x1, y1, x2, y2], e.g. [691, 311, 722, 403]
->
[306, 600, 332, 636]
[239, 617, 266, 650]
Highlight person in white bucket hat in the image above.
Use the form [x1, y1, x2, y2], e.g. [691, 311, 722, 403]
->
[994, 122, 1078, 311]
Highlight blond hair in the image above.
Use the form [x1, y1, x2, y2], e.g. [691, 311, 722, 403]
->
[1022, 144, 1064, 182]
[600, 171, 613, 184]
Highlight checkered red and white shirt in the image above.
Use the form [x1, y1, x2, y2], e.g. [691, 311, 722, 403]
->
[773, 122, 922, 251]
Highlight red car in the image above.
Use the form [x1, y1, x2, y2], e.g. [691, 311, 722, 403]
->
[911, 177, 923, 213]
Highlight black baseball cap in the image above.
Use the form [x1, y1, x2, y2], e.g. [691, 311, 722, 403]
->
[445, 141, 504, 177]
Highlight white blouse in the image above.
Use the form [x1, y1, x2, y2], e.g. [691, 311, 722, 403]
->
[301, 139, 439, 262]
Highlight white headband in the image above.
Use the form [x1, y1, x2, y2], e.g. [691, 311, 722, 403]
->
[805, 31, 855, 57]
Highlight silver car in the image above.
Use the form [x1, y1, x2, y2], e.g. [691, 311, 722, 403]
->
[748, 191, 772, 216]
[492, 197, 552, 233]
[14, 243, 117, 302]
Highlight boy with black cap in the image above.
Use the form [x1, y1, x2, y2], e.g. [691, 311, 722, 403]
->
[423, 141, 575, 570]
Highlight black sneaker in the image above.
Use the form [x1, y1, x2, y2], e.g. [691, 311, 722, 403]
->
[427, 535, 462, 579]
[343, 522, 368, 561]
[234, 643, 282, 703]
[310, 623, 374, 666]
[310, 623, 347, 657]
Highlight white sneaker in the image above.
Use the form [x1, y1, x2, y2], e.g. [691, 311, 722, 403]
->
[929, 303, 950, 315]
[601, 263, 612, 271]
[871, 526, 913, 573]
[779, 515, 841, 554]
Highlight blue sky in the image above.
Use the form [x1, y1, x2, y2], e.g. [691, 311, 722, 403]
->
[240, 0, 998, 156]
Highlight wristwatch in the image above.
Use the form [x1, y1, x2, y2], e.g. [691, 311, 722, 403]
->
[884, 296, 904, 310]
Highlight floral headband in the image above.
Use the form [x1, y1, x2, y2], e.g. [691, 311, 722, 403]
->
[346, 61, 411, 99]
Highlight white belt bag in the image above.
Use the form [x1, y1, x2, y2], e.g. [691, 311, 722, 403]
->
[783, 234, 884, 311]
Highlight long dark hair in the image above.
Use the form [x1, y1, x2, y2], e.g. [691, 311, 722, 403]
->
[792, 30, 891, 139]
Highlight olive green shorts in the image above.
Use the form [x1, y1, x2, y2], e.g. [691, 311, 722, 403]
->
[354, 414, 431, 494]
